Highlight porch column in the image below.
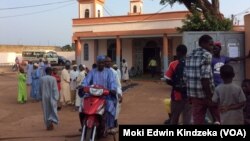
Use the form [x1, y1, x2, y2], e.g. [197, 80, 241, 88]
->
[76, 37, 82, 65]
[94, 39, 98, 63]
[163, 34, 169, 73]
[116, 36, 121, 68]
[245, 14, 250, 79]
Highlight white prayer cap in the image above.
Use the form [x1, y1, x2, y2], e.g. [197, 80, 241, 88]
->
[34, 63, 39, 67]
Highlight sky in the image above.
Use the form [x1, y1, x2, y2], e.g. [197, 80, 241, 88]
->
[0, 0, 250, 47]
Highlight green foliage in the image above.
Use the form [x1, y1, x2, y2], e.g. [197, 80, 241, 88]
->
[160, 0, 232, 32]
[61, 44, 75, 51]
[160, 0, 182, 6]
[177, 12, 233, 32]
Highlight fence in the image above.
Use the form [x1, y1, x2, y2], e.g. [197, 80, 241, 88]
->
[0, 52, 22, 66]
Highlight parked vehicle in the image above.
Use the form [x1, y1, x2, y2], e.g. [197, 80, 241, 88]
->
[22, 50, 58, 65]
[79, 85, 111, 141]
[58, 56, 71, 65]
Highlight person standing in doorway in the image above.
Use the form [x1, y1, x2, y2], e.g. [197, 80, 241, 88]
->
[148, 57, 157, 77]
[40, 67, 59, 130]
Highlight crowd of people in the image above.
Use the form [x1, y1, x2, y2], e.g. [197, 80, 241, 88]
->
[164, 34, 250, 125]
[15, 34, 250, 135]
[17, 57, 124, 133]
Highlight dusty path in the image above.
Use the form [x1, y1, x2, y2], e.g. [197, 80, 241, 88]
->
[0, 73, 171, 141]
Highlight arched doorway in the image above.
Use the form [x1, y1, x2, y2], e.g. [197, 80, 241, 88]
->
[143, 41, 160, 73]
[85, 9, 89, 18]
[107, 40, 116, 62]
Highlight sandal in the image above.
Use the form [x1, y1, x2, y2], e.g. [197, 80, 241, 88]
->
[46, 122, 54, 131]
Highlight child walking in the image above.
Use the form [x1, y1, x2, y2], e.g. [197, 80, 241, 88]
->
[18, 67, 27, 104]
[212, 65, 246, 124]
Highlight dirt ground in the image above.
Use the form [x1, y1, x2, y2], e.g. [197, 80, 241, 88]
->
[0, 72, 171, 141]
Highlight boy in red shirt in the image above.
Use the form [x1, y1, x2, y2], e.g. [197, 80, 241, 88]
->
[164, 44, 191, 125]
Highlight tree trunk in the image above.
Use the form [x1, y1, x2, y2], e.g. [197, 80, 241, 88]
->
[212, 0, 223, 19]
[196, 0, 223, 20]
[160, 0, 223, 20]
[181, 1, 193, 12]
[212, 0, 220, 13]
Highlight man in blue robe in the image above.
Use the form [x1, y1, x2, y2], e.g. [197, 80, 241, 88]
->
[81, 55, 117, 131]
[31, 63, 41, 101]
[40, 67, 59, 130]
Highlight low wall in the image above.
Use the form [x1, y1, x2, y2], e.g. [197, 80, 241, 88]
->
[0, 52, 21, 66]
[0, 52, 75, 65]
[0, 45, 61, 53]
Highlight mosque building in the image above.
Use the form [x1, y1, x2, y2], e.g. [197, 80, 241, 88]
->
[72, 0, 189, 73]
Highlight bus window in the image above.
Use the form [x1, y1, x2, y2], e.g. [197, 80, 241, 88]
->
[22, 52, 33, 57]
[52, 52, 58, 57]
[46, 52, 53, 58]
[33, 52, 44, 58]
[22, 50, 58, 65]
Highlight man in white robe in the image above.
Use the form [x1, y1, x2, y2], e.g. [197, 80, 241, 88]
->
[105, 57, 122, 130]
[122, 59, 129, 82]
[40, 67, 59, 130]
[60, 64, 71, 105]
[70, 64, 79, 106]
[75, 64, 86, 110]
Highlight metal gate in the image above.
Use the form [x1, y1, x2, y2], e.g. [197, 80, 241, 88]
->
[183, 31, 245, 86]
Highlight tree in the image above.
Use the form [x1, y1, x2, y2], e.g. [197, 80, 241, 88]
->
[176, 11, 232, 32]
[160, 0, 232, 31]
[61, 44, 75, 51]
[160, 0, 222, 20]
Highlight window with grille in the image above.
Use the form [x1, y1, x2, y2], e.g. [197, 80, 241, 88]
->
[133, 5, 137, 13]
[84, 43, 89, 60]
[85, 9, 89, 18]
[98, 10, 100, 17]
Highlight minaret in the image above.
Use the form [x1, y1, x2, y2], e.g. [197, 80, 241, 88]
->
[78, 0, 105, 18]
[128, 0, 143, 15]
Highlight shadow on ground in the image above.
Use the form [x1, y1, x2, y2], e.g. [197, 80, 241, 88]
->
[122, 83, 139, 92]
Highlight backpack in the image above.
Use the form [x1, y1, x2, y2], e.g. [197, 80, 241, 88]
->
[172, 58, 187, 95]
